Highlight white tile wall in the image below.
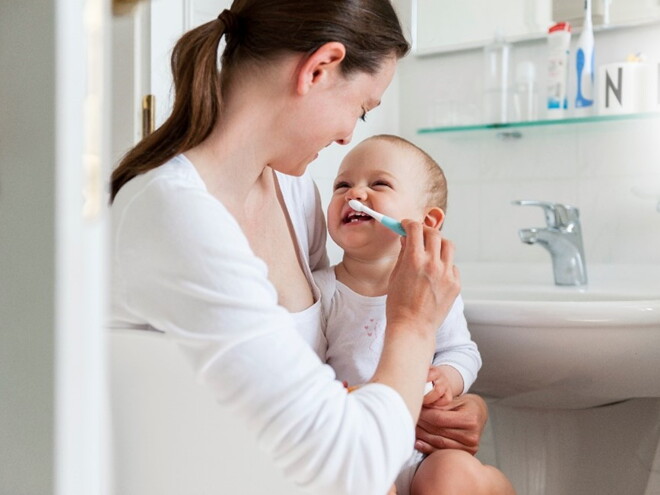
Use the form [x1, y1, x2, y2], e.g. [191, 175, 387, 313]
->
[310, 2, 660, 267]
[397, 15, 660, 265]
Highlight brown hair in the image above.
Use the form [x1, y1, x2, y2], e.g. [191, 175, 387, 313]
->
[110, 0, 410, 201]
[367, 134, 447, 213]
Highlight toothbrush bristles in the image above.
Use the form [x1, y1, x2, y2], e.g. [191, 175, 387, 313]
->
[348, 199, 365, 212]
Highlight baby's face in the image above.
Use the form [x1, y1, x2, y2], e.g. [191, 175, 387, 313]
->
[327, 139, 428, 256]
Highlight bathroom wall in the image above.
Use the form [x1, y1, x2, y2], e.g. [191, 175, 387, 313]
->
[312, 1, 660, 267]
[396, 9, 660, 266]
[0, 2, 56, 493]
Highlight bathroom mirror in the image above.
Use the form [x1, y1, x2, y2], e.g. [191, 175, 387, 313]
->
[413, 0, 660, 55]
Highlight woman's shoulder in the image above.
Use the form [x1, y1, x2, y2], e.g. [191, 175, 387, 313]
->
[113, 155, 206, 205]
[112, 155, 234, 223]
[111, 155, 243, 247]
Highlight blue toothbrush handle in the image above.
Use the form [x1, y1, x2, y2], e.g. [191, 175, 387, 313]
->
[381, 216, 407, 237]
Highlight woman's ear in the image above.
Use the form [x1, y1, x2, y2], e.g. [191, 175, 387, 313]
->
[423, 207, 445, 230]
[296, 42, 346, 96]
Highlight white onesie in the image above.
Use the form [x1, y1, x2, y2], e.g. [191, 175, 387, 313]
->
[313, 266, 482, 495]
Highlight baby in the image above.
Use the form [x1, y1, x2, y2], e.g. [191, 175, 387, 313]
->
[314, 135, 503, 495]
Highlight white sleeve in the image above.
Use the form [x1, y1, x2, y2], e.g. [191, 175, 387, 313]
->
[302, 174, 330, 271]
[113, 178, 413, 495]
[432, 295, 482, 394]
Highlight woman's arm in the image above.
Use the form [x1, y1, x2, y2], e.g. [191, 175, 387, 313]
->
[113, 178, 448, 495]
[371, 221, 461, 422]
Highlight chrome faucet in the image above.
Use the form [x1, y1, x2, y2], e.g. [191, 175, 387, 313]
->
[513, 200, 588, 286]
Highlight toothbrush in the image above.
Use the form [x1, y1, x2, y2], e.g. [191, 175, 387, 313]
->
[348, 199, 407, 237]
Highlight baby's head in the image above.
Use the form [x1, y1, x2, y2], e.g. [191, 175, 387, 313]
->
[365, 134, 447, 213]
[327, 134, 447, 254]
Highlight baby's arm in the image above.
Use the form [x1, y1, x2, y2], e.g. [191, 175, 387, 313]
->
[431, 294, 482, 395]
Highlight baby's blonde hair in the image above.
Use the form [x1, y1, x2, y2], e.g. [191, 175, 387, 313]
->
[365, 134, 447, 212]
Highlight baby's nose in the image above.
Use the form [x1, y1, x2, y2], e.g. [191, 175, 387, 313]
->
[345, 186, 367, 201]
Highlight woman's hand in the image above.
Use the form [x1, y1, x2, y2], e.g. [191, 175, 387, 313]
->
[372, 221, 460, 422]
[414, 394, 488, 456]
[386, 221, 460, 333]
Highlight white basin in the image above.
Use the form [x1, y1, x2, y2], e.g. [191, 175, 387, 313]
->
[459, 263, 660, 409]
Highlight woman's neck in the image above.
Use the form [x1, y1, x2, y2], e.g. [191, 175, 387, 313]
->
[335, 252, 399, 297]
[184, 53, 302, 214]
[187, 118, 266, 193]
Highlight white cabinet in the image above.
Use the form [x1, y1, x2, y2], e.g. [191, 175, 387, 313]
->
[413, 0, 660, 55]
[111, 0, 231, 163]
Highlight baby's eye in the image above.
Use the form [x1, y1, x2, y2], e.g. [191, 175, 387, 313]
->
[359, 110, 367, 122]
[333, 181, 350, 191]
[371, 180, 392, 188]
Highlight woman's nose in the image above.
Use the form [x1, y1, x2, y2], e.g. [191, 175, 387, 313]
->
[335, 131, 354, 146]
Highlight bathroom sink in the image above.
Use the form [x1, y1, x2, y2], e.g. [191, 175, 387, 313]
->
[459, 263, 660, 409]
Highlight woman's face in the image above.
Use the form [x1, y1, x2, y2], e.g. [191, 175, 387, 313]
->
[273, 55, 398, 176]
[327, 139, 427, 257]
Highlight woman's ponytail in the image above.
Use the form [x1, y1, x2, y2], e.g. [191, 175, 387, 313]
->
[110, 18, 227, 201]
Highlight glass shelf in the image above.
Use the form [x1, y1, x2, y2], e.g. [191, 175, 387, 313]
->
[418, 111, 660, 136]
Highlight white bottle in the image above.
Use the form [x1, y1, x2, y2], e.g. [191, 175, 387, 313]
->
[546, 22, 571, 119]
[575, 0, 595, 116]
[483, 33, 512, 123]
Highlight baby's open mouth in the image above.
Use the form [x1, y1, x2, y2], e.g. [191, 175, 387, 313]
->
[343, 211, 373, 224]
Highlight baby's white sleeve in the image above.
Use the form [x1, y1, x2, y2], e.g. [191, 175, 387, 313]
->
[432, 295, 483, 394]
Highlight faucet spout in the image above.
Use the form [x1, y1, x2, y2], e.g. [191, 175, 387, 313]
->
[518, 227, 540, 244]
[513, 201, 588, 286]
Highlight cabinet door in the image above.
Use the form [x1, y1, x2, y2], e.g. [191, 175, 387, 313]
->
[414, 0, 552, 54]
[148, 0, 234, 129]
[111, 0, 231, 163]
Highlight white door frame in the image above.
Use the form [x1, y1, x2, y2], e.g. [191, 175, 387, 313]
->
[55, 1, 110, 494]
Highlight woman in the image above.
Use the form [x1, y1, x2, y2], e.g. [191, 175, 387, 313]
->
[110, 1, 491, 494]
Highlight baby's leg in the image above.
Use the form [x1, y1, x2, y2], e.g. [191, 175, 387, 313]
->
[410, 449, 515, 495]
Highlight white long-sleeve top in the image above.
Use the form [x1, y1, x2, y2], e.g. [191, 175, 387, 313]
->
[313, 267, 482, 393]
[109, 155, 414, 495]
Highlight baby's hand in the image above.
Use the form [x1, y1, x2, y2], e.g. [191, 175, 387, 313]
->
[386, 484, 397, 495]
[423, 367, 454, 407]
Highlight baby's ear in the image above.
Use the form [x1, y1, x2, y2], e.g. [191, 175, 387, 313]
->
[423, 207, 445, 230]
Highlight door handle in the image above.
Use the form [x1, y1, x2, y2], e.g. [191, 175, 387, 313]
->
[142, 94, 155, 138]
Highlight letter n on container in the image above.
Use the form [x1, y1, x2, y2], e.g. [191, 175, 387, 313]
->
[598, 62, 657, 115]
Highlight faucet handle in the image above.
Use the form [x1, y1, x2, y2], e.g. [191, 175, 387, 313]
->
[512, 200, 580, 228]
